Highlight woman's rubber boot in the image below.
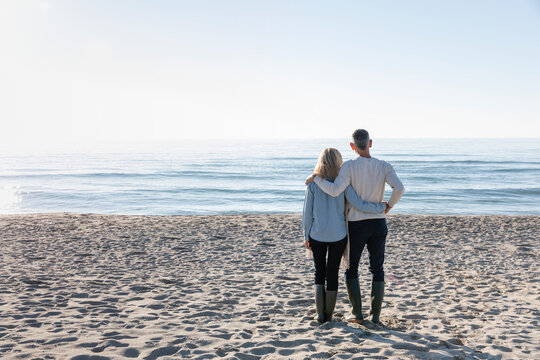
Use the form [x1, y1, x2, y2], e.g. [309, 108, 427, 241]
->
[324, 290, 338, 322]
[369, 281, 385, 325]
[345, 278, 364, 323]
[314, 285, 326, 323]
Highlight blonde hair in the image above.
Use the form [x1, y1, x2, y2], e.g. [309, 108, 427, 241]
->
[314, 148, 343, 181]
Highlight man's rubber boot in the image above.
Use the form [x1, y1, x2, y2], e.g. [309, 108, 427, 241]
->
[314, 285, 326, 323]
[324, 290, 338, 322]
[370, 281, 385, 325]
[345, 278, 364, 323]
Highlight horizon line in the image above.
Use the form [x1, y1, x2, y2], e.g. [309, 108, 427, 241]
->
[28, 136, 540, 142]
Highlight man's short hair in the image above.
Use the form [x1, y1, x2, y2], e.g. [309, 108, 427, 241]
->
[352, 129, 370, 150]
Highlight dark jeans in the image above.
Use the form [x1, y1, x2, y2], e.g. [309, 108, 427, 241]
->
[310, 237, 347, 291]
[345, 219, 388, 282]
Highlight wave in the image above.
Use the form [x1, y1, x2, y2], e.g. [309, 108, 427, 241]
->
[391, 160, 540, 165]
[23, 187, 306, 198]
[2, 139, 539, 215]
[0, 171, 282, 180]
[395, 187, 540, 198]
[3, 164, 537, 179]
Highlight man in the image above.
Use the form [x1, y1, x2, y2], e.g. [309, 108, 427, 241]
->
[306, 129, 404, 324]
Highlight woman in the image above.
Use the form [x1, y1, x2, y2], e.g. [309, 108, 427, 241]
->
[302, 148, 385, 323]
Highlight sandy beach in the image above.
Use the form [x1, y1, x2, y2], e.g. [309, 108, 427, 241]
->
[0, 214, 538, 359]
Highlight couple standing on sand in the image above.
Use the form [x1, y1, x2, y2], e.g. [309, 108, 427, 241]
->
[302, 129, 404, 324]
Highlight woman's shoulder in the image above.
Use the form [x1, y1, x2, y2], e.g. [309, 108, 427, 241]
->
[307, 182, 320, 195]
[307, 181, 322, 194]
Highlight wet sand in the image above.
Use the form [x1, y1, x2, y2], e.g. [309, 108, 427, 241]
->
[0, 214, 538, 359]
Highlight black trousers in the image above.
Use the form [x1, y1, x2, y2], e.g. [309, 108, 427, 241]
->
[345, 218, 388, 282]
[310, 237, 347, 291]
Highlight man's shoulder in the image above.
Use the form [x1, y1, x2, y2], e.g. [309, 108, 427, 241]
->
[344, 157, 366, 170]
[348, 157, 395, 173]
[347, 156, 389, 166]
[370, 157, 394, 168]
[338, 159, 355, 172]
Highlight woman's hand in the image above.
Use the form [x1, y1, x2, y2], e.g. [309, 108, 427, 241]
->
[383, 202, 392, 214]
[305, 173, 317, 185]
[305, 240, 311, 250]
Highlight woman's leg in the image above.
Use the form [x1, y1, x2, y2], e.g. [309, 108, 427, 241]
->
[324, 237, 347, 321]
[326, 237, 348, 291]
[309, 238, 327, 286]
[309, 238, 328, 322]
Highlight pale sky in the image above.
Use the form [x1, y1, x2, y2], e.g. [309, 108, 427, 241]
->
[1, 0, 539, 147]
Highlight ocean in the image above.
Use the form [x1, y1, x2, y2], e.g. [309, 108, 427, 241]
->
[1, 139, 539, 215]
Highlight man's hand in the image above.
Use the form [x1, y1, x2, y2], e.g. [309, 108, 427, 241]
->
[304, 240, 311, 250]
[384, 202, 392, 214]
[305, 173, 317, 185]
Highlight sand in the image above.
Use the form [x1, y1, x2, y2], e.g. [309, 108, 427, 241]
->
[0, 214, 538, 359]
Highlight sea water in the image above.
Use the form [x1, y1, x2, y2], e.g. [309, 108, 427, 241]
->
[1, 139, 539, 215]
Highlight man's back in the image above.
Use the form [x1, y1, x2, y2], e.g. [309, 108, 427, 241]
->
[314, 156, 404, 222]
[344, 156, 400, 221]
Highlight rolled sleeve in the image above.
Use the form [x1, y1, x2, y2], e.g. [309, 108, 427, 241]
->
[385, 164, 404, 207]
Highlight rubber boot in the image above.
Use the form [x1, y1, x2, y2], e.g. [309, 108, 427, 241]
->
[369, 281, 385, 324]
[345, 278, 364, 323]
[314, 285, 326, 323]
[324, 290, 337, 321]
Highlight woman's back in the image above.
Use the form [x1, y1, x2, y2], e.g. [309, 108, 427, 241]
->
[303, 182, 347, 242]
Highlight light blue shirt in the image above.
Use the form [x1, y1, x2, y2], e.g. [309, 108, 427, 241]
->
[302, 182, 385, 242]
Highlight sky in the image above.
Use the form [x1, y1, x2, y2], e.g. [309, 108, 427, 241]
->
[1, 0, 539, 147]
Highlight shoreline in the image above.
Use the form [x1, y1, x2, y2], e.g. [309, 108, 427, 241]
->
[2, 212, 539, 217]
[1, 214, 538, 359]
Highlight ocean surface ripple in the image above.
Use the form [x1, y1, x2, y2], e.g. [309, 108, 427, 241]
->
[1, 139, 539, 215]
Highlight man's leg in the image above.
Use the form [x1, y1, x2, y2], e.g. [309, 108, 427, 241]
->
[366, 219, 387, 281]
[366, 219, 388, 324]
[310, 238, 328, 323]
[344, 221, 369, 322]
[345, 221, 368, 280]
